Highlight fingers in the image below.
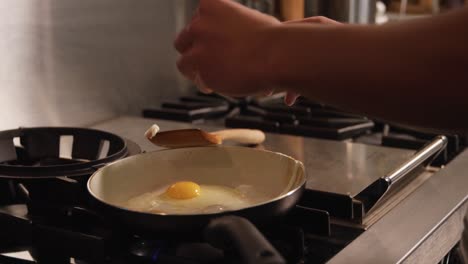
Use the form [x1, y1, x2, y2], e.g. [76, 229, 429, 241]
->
[177, 54, 213, 94]
[262, 89, 275, 97]
[283, 16, 341, 25]
[174, 8, 200, 53]
[195, 73, 213, 94]
[177, 47, 214, 94]
[174, 5, 212, 94]
[174, 27, 194, 54]
[176, 49, 198, 81]
[284, 92, 301, 106]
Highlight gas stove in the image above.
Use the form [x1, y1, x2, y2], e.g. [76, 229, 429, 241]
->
[143, 92, 464, 165]
[143, 92, 375, 141]
[0, 203, 359, 264]
[0, 93, 467, 264]
[0, 126, 360, 264]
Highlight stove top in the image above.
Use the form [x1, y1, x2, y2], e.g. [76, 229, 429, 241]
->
[143, 93, 375, 141]
[143, 92, 464, 165]
[97, 116, 467, 264]
[0, 125, 359, 264]
[0, 202, 361, 264]
[0, 92, 466, 263]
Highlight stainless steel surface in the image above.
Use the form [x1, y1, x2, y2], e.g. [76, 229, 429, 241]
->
[329, 149, 468, 264]
[361, 169, 434, 227]
[402, 203, 467, 264]
[354, 136, 448, 217]
[0, 0, 193, 130]
[462, 212, 468, 263]
[385, 136, 447, 185]
[92, 116, 415, 197]
[305, 0, 377, 24]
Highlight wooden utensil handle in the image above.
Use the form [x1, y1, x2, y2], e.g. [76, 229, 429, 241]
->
[211, 129, 266, 145]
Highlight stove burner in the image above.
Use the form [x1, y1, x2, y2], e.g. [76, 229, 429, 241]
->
[142, 92, 465, 163]
[0, 127, 141, 213]
[143, 95, 231, 123]
[0, 201, 360, 264]
[143, 92, 375, 140]
[357, 124, 464, 166]
[0, 127, 133, 178]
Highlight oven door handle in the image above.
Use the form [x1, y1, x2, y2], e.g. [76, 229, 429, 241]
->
[356, 135, 448, 214]
[384, 135, 447, 185]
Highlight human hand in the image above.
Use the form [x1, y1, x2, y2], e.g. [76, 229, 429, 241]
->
[175, 0, 280, 96]
[282, 16, 342, 106]
[283, 16, 341, 26]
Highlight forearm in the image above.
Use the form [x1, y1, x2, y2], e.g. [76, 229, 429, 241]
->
[265, 8, 468, 133]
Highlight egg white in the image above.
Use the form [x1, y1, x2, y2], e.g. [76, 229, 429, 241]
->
[125, 184, 256, 215]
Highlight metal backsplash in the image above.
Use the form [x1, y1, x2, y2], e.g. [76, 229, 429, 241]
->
[0, 0, 196, 130]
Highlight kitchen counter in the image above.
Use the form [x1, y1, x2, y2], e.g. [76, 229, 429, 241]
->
[92, 115, 468, 264]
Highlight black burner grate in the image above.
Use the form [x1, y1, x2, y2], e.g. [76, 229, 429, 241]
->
[142, 92, 465, 162]
[0, 127, 141, 212]
[143, 92, 375, 140]
[0, 201, 363, 264]
[0, 127, 130, 178]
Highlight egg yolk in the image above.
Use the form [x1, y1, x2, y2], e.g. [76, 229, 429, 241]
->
[165, 181, 201, 199]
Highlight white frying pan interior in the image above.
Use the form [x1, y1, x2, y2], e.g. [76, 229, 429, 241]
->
[87, 146, 305, 214]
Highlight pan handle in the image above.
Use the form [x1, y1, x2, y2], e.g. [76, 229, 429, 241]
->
[204, 216, 286, 264]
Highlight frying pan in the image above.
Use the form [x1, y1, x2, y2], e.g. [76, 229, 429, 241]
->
[87, 146, 306, 264]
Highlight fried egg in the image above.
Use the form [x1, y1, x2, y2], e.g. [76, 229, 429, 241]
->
[125, 181, 258, 215]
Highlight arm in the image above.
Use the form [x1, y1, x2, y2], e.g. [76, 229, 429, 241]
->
[175, 0, 468, 133]
[266, 8, 468, 133]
